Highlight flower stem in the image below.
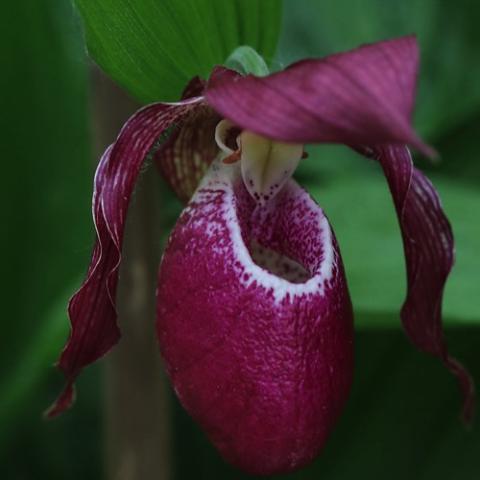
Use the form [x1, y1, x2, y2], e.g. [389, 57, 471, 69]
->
[92, 69, 171, 480]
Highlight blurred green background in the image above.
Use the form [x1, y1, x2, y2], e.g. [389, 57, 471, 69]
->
[1, 0, 479, 479]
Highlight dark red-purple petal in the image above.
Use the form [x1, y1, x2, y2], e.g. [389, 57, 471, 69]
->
[180, 75, 206, 99]
[205, 36, 434, 157]
[46, 98, 205, 417]
[359, 145, 475, 422]
[206, 34, 474, 420]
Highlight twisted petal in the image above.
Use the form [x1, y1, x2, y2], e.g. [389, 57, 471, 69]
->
[205, 35, 473, 419]
[361, 145, 475, 422]
[47, 97, 206, 417]
[206, 36, 434, 157]
[157, 162, 354, 474]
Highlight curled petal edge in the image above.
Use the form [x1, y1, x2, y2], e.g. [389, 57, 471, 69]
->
[205, 35, 435, 158]
[46, 97, 206, 417]
[205, 35, 474, 421]
[358, 144, 475, 423]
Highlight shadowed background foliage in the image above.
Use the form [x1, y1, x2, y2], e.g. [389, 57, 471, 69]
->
[1, 0, 479, 479]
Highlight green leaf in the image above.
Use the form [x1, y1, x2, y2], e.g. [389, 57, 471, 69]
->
[226, 45, 270, 76]
[0, 281, 79, 444]
[2, 359, 102, 480]
[279, 0, 480, 140]
[0, 0, 91, 433]
[74, 0, 282, 102]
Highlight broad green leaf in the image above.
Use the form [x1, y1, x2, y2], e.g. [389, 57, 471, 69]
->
[74, 0, 282, 102]
[279, 0, 480, 140]
[419, 112, 480, 187]
[0, 0, 92, 438]
[0, 281, 78, 444]
[2, 358, 102, 480]
[172, 325, 479, 479]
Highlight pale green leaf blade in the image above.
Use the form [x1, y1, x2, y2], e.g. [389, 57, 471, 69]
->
[75, 0, 282, 102]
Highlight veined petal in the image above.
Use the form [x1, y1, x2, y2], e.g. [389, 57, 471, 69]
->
[205, 36, 434, 157]
[156, 161, 354, 475]
[156, 105, 220, 203]
[47, 97, 205, 417]
[153, 77, 220, 203]
[359, 145, 475, 422]
[206, 37, 473, 421]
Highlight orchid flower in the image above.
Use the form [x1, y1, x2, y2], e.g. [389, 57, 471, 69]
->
[48, 36, 474, 475]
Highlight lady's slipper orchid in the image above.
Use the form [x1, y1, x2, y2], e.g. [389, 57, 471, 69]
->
[48, 36, 474, 475]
